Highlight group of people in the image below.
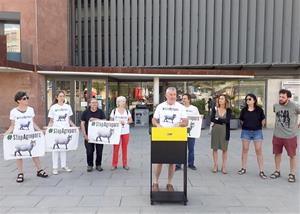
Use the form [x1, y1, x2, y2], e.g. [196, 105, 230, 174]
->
[3, 87, 299, 188]
[4, 91, 132, 183]
[151, 87, 299, 192]
[207, 89, 299, 184]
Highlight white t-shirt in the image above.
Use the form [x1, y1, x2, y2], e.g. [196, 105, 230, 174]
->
[153, 101, 187, 128]
[185, 105, 200, 117]
[10, 106, 35, 134]
[110, 108, 132, 135]
[48, 103, 73, 128]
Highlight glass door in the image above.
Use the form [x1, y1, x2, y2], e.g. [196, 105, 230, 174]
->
[46, 80, 73, 124]
[74, 80, 89, 126]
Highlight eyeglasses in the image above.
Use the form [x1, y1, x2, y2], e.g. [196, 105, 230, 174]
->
[21, 96, 29, 101]
[246, 98, 252, 101]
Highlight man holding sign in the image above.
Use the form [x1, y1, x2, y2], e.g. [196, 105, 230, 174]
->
[4, 91, 48, 183]
[152, 87, 188, 192]
[176, 93, 201, 171]
[81, 98, 106, 172]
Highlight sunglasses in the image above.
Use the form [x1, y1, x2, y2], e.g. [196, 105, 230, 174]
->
[21, 96, 29, 101]
[246, 98, 252, 101]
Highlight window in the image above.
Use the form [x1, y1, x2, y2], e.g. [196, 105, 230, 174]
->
[0, 11, 23, 62]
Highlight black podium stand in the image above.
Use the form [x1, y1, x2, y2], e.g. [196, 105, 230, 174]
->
[150, 127, 188, 205]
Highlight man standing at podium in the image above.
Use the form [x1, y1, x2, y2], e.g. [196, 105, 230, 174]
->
[152, 87, 188, 192]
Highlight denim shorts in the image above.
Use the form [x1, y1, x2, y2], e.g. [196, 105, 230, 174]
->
[241, 129, 263, 141]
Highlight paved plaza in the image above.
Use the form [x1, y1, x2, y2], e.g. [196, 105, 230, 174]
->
[0, 127, 299, 214]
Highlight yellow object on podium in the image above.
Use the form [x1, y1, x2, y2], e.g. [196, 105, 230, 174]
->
[150, 127, 188, 205]
[151, 127, 187, 141]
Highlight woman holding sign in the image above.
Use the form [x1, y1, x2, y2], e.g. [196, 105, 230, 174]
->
[48, 91, 76, 175]
[176, 93, 200, 171]
[80, 97, 106, 172]
[110, 96, 133, 170]
[4, 91, 48, 183]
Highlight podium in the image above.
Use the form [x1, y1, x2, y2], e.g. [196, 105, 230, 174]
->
[150, 127, 188, 205]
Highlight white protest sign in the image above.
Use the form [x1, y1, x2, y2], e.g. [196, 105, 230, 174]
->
[3, 131, 45, 160]
[187, 115, 203, 138]
[45, 127, 79, 152]
[88, 120, 121, 145]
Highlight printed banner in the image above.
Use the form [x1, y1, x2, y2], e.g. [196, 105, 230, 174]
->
[187, 115, 203, 138]
[3, 131, 45, 160]
[45, 127, 79, 152]
[88, 120, 121, 145]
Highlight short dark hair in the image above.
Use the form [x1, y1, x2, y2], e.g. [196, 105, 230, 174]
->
[14, 91, 28, 102]
[182, 93, 192, 103]
[279, 89, 292, 98]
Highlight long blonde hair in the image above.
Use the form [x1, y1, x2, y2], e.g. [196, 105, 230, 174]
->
[216, 94, 230, 109]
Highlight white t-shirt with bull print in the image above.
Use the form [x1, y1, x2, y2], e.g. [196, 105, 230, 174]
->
[10, 106, 35, 134]
[153, 101, 187, 128]
[110, 109, 132, 135]
[48, 103, 73, 128]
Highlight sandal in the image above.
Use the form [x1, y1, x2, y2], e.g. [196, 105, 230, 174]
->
[270, 171, 280, 179]
[288, 174, 296, 183]
[259, 171, 267, 179]
[37, 169, 48, 178]
[238, 168, 246, 175]
[16, 173, 24, 183]
[166, 184, 174, 192]
[212, 166, 218, 173]
[152, 183, 159, 192]
[221, 167, 227, 174]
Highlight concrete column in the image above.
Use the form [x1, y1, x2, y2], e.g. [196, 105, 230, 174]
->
[153, 77, 160, 106]
[183, 81, 187, 93]
[266, 79, 281, 128]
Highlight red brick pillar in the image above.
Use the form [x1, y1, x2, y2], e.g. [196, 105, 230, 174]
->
[0, 35, 7, 65]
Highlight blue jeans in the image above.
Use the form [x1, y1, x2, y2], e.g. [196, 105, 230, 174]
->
[241, 129, 263, 141]
[176, 137, 196, 168]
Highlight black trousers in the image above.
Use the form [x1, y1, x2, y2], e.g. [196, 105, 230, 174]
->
[84, 141, 104, 167]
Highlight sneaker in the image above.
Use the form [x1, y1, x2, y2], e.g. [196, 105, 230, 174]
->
[166, 184, 174, 192]
[123, 166, 129, 170]
[87, 166, 93, 172]
[61, 167, 72, 172]
[175, 166, 182, 171]
[188, 165, 197, 170]
[111, 166, 117, 171]
[52, 168, 58, 175]
[96, 165, 103, 172]
[152, 183, 159, 192]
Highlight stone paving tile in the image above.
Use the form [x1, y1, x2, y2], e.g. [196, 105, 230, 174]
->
[35, 196, 82, 208]
[50, 207, 97, 214]
[29, 187, 70, 196]
[0, 207, 11, 214]
[67, 186, 106, 196]
[226, 206, 271, 213]
[78, 195, 121, 207]
[96, 207, 141, 214]
[104, 187, 141, 196]
[6, 207, 52, 214]
[0, 186, 34, 196]
[0, 196, 42, 207]
[197, 195, 243, 207]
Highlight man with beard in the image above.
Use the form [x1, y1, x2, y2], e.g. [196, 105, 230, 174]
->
[270, 89, 300, 183]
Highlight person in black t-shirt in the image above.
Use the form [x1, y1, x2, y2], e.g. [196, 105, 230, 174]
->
[237, 93, 267, 179]
[80, 98, 106, 172]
